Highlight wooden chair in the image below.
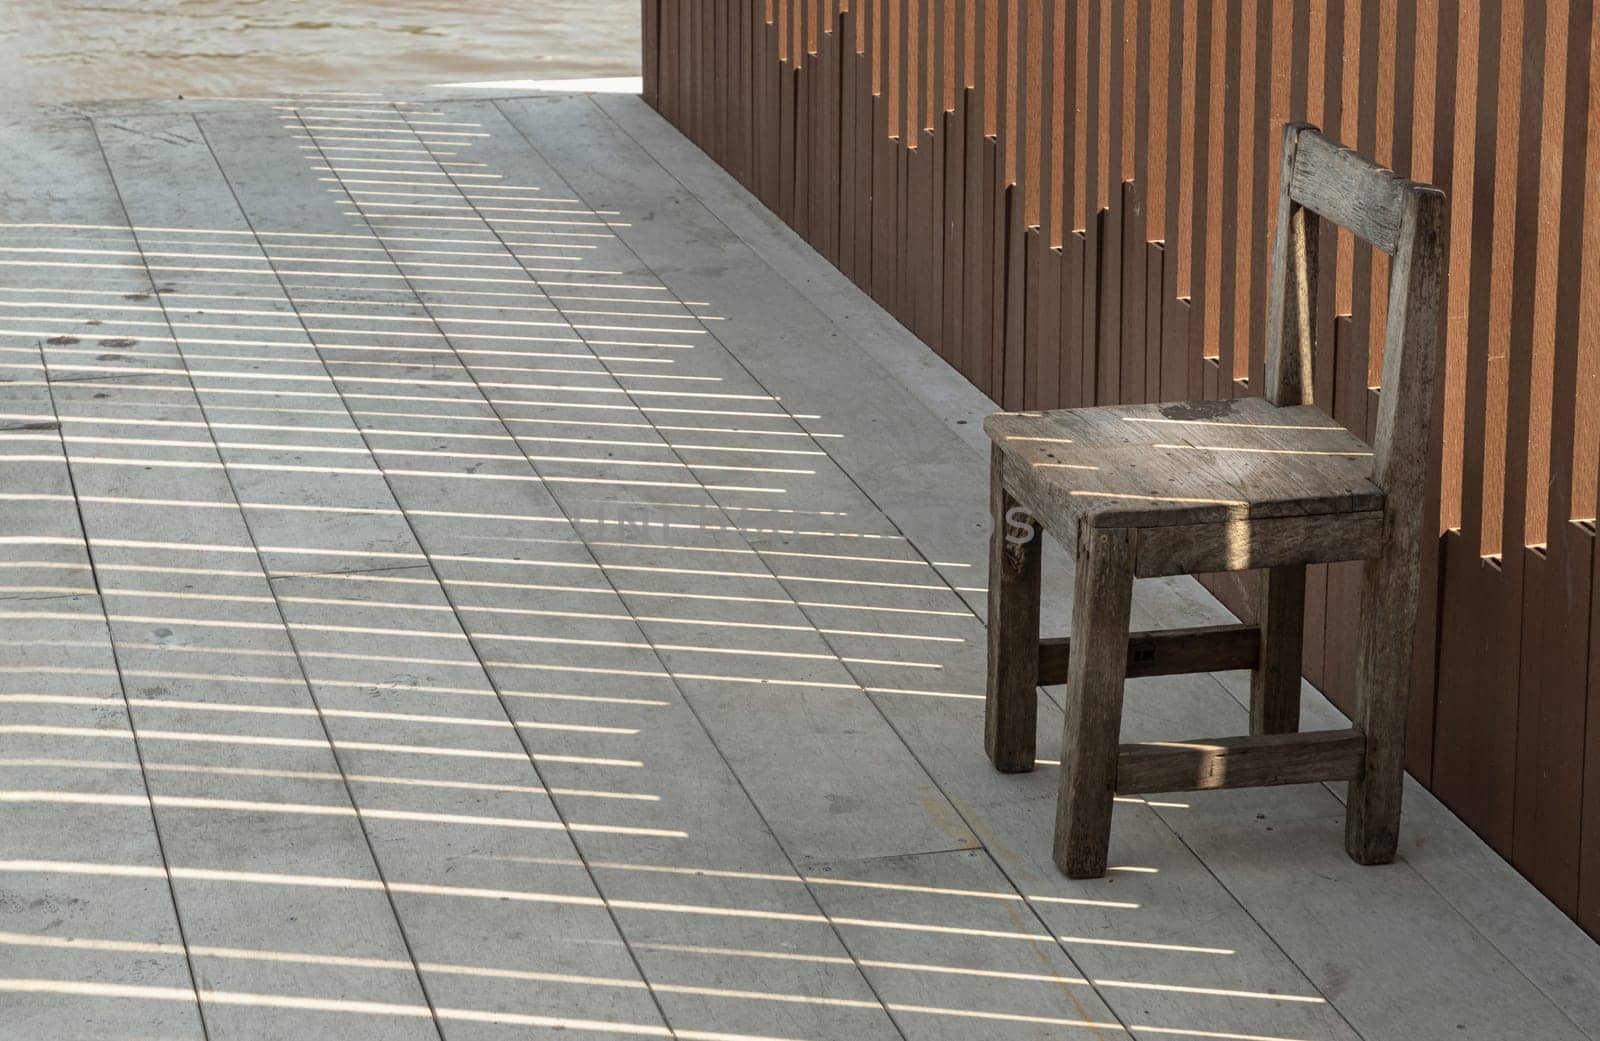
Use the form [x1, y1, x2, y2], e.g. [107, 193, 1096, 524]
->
[982, 123, 1446, 878]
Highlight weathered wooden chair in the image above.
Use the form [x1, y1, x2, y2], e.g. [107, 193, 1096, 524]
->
[983, 123, 1446, 878]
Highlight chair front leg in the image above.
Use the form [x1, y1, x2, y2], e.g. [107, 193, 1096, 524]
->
[985, 445, 1042, 773]
[1054, 525, 1136, 879]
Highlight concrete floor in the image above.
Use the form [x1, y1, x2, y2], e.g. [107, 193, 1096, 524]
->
[0, 89, 1596, 1041]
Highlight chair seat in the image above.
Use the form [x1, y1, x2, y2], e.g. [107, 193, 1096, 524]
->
[985, 397, 1386, 576]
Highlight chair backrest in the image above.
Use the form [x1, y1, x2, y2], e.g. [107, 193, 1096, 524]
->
[1262, 123, 1446, 503]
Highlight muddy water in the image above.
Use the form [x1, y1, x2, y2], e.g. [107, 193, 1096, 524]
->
[0, 1, 640, 106]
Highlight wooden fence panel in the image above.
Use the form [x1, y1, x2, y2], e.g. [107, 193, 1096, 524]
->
[644, 0, 1600, 942]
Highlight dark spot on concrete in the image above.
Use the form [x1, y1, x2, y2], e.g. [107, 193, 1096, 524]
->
[86, 319, 103, 326]
[46, 335, 80, 346]
[1159, 399, 1238, 421]
[9, 421, 59, 431]
[93, 392, 109, 399]
[97, 354, 125, 362]
[123, 293, 150, 301]
[98, 338, 138, 348]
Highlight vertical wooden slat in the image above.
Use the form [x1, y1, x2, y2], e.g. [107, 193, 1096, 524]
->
[1192, 0, 1220, 399]
[756, 3, 776, 207]
[943, 0, 968, 377]
[1439, 0, 1477, 541]
[854, 0, 876, 282]
[795, 1, 813, 242]
[745, 0, 758, 180]
[1434, 0, 1521, 854]
[1058, 0, 1084, 407]
[987, 0, 1009, 399]
[872, 0, 896, 307]
[983, 3, 1005, 395]
[1033, 0, 1062, 410]
[658, 0, 677, 121]
[1122, 2, 1149, 405]
[1401, 0, 1444, 787]
[962, 0, 988, 388]
[926, 0, 949, 359]
[1081, 0, 1103, 404]
[812, 0, 827, 242]
[1064, 229, 1087, 408]
[644, 0, 660, 106]
[1505, 0, 1557, 887]
[678, 0, 692, 136]
[1098, 0, 1124, 406]
[1215, 0, 1243, 394]
[839, 4, 858, 280]
[1578, 0, 1600, 944]
[941, 0, 966, 373]
[838, 2, 851, 262]
[910, 0, 937, 346]
[714, 0, 727, 162]
[1161, 0, 1192, 405]
[1244, 0, 1279, 396]
[691, 0, 703, 136]
[1143, 0, 1168, 403]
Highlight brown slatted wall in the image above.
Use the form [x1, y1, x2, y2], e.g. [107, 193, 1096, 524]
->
[643, 0, 1600, 941]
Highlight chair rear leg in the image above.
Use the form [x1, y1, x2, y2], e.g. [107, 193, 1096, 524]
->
[1251, 565, 1306, 735]
[1345, 550, 1421, 864]
[986, 445, 1042, 773]
[1054, 526, 1136, 878]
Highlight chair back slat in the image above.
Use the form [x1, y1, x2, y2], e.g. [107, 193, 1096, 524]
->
[1261, 123, 1447, 503]
[1262, 125, 1320, 408]
[1289, 130, 1410, 254]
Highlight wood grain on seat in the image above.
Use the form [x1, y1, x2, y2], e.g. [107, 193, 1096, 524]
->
[984, 396, 1383, 533]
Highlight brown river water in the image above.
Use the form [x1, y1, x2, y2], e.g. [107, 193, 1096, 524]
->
[0, 1, 641, 106]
